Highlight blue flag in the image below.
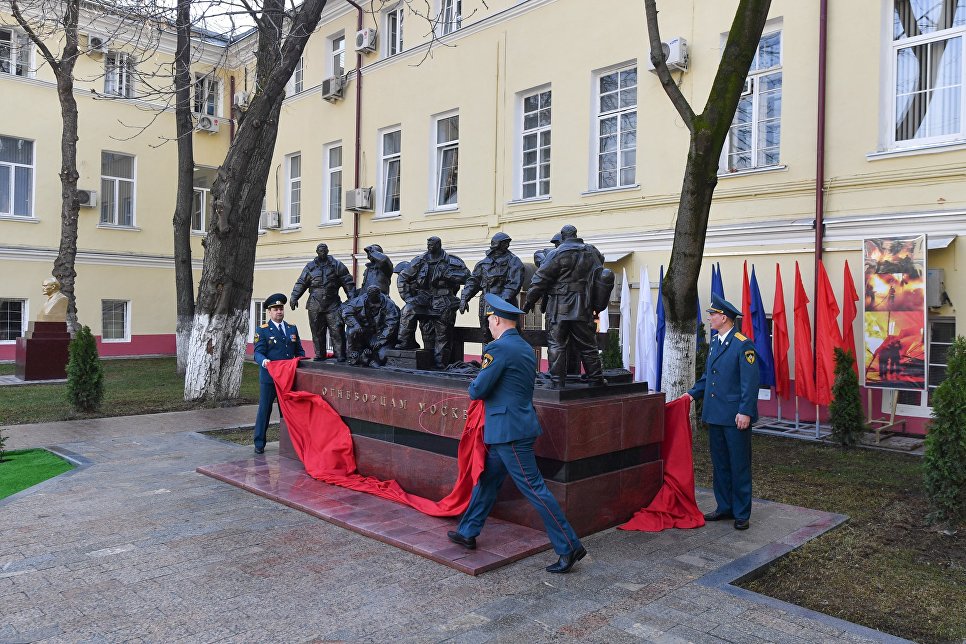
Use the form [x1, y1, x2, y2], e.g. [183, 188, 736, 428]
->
[712, 262, 725, 300]
[749, 265, 776, 386]
[655, 265, 665, 391]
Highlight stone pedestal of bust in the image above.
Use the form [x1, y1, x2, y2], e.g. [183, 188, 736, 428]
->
[14, 278, 71, 381]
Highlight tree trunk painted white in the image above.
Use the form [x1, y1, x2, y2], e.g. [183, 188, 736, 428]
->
[175, 315, 192, 375]
[184, 310, 249, 401]
[662, 322, 696, 400]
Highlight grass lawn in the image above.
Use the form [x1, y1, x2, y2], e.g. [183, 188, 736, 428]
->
[0, 449, 74, 499]
[0, 357, 261, 425]
[690, 433, 965, 643]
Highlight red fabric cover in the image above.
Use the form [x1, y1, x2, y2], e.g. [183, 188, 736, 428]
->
[842, 260, 860, 376]
[741, 260, 755, 339]
[793, 262, 817, 403]
[814, 261, 843, 406]
[267, 358, 487, 517]
[773, 264, 791, 400]
[618, 397, 705, 532]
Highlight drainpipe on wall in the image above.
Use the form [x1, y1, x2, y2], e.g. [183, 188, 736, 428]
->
[346, 0, 364, 281]
[229, 76, 236, 140]
[814, 0, 828, 279]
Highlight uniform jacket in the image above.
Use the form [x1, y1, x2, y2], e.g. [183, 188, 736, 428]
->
[468, 328, 542, 444]
[524, 239, 605, 323]
[291, 256, 355, 311]
[688, 328, 760, 426]
[461, 250, 525, 314]
[398, 250, 470, 316]
[360, 250, 394, 295]
[253, 321, 306, 383]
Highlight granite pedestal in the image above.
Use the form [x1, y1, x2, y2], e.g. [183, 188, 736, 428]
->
[278, 362, 665, 537]
[15, 321, 71, 381]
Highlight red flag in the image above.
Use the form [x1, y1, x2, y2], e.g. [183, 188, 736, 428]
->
[793, 262, 816, 403]
[773, 264, 791, 399]
[814, 261, 842, 405]
[741, 260, 754, 338]
[842, 260, 860, 376]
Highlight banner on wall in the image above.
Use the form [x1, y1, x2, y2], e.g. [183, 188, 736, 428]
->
[862, 235, 927, 390]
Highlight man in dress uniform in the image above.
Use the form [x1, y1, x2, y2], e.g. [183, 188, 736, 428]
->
[447, 294, 587, 574]
[684, 293, 759, 530]
[459, 232, 526, 343]
[252, 293, 306, 454]
[290, 243, 356, 361]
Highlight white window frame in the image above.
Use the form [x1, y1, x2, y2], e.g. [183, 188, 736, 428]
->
[101, 299, 131, 343]
[100, 151, 136, 227]
[441, 0, 462, 35]
[193, 73, 220, 116]
[592, 62, 638, 191]
[104, 51, 135, 98]
[0, 298, 27, 344]
[518, 86, 552, 200]
[286, 152, 302, 228]
[291, 57, 304, 94]
[890, 7, 966, 149]
[0, 27, 33, 78]
[431, 111, 459, 210]
[192, 187, 208, 233]
[0, 134, 35, 219]
[323, 142, 343, 224]
[384, 5, 404, 56]
[329, 33, 346, 77]
[722, 29, 783, 173]
[378, 127, 402, 218]
[248, 299, 267, 342]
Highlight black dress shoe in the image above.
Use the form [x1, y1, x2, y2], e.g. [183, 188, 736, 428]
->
[703, 510, 734, 521]
[546, 545, 587, 574]
[734, 519, 750, 530]
[447, 530, 476, 549]
[254, 447, 265, 455]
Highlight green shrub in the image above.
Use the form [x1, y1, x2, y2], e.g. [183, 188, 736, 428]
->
[601, 329, 623, 369]
[66, 326, 104, 413]
[923, 336, 966, 529]
[829, 348, 865, 447]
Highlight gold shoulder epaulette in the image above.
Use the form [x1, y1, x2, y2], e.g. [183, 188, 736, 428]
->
[260, 323, 269, 328]
[734, 332, 748, 342]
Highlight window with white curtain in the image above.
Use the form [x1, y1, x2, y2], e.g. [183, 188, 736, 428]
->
[0, 135, 33, 218]
[100, 151, 135, 226]
[521, 89, 551, 199]
[101, 299, 130, 341]
[385, 6, 404, 56]
[595, 64, 637, 190]
[380, 129, 402, 216]
[287, 153, 301, 227]
[725, 31, 782, 171]
[105, 52, 135, 97]
[324, 143, 342, 223]
[893, 0, 966, 146]
[0, 28, 32, 77]
[434, 113, 459, 208]
[0, 299, 26, 342]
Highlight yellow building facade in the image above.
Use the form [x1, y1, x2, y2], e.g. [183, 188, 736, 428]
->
[2, 0, 964, 432]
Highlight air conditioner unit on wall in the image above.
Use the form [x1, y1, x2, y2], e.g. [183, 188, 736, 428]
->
[233, 90, 251, 110]
[321, 76, 345, 102]
[259, 210, 281, 229]
[196, 115, 220, 134]
[646, 37, 689, 73]
[355, 28, 377, 53]
[88, 33, 108, 54]
[77, 189, 98, 208]
[345, 187, 372, 211]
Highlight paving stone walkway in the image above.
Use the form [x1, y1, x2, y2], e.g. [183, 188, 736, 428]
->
[0, 413, 909, 643]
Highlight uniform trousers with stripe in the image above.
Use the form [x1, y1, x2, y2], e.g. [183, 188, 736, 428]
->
[457, 438, 583, 556]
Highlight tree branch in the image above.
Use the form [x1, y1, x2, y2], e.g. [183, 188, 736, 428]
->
[643, 0, 695, 131]
[10, 0, 62, 75]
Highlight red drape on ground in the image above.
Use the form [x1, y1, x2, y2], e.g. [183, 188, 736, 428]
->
[266, 358, 488, 517]
[842, 260, 860, 376]
[793, 262, 817, 403]
[773, 264, 791, 399]
[618, 397, 705, 532]
[814, 261, 843, 406]
[741, 260, 755, 339]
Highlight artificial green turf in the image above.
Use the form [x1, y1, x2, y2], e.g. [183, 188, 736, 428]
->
[0, 449, 74, 499]
[0, 357, 261, 425]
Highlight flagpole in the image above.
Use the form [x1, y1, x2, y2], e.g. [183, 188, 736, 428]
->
[776, 393, 782, 421]
[815, 404, 820, 439]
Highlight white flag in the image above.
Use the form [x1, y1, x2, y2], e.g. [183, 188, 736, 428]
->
[619, 268, 631, 370]
[634, 266, 657, 388]
[598, 301, 609, 333]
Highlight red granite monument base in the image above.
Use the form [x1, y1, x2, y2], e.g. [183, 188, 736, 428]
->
[15, 321, 71, 381]
[277, 363, 665, 537]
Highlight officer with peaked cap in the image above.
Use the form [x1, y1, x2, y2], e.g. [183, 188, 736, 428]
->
[684, 292, 759, 530]
[252, 293, 305, 454]
[447, 294, 587, 574]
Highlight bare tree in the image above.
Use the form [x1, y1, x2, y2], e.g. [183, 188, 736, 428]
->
[644, 0, 772, 397]
[8, 0, 82, 332]
[184, 0, 330, 401]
